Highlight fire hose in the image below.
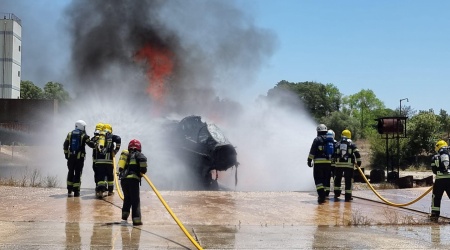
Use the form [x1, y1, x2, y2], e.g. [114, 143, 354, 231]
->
[113, 157, 203, 250]
[356, 166, 433, 207]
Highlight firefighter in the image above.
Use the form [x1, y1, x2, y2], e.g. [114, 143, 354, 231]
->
[93, 123, 121, 197]
[307, 124, 333, 204]
[325, 129, 337, 197]
[104, 124, 121, 195]
[118, 139, 148, 226]
[63, 120, 94, 197]
[91, 122, 104, 188]
[430, 140, 450, 222]
[333, 129, 361, 202]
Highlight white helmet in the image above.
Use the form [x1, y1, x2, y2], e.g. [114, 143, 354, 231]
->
[316, 124, 327, 132]
[75, 120, 87, 131]
[327, 129, 335, 139]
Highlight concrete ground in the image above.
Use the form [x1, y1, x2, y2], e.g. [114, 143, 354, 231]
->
[1, 185, 450, 249]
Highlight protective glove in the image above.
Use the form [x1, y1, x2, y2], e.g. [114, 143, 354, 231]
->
[65, 153, 69, 160]
[307, 159, 312, 168]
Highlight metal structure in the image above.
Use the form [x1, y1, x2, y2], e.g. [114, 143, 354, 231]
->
[375, 116, 408, 181]
[0, 13, 21, 99]
[166, 115, 239, 190]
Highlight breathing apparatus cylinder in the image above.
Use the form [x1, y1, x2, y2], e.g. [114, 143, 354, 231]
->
[98, 131, 106, 152]
[118, 150, 129, 179]
[118, 150, 129, 169]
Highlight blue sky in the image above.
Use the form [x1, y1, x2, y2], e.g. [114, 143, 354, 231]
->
[4, 0, 450, 113]
[237, 0, 450, 113]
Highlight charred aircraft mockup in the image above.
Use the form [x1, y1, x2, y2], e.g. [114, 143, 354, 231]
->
[167, 115, 239, 190]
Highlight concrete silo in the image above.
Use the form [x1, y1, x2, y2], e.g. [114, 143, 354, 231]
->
[0, 13, 21, 99]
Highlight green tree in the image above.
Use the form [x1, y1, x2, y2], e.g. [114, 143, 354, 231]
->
[43, 82, 71, 104]
[406, 111, 440, 159]
[267, 81, 342, 120]
[20, 80, 44, 99]
[320, 111, 360, 140]
[342, 89, 386, 138]
[438, 109, 450, 139]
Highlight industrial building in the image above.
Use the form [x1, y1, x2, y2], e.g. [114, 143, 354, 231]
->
[0, 13, 21, 99]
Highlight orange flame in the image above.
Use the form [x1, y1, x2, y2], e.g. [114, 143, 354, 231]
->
[135, 44, 174, 106]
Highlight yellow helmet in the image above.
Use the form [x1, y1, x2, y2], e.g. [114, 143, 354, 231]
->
[341, 129, 351, 139]
[435, 140, 448, 152]
[104, 124, 112, 133]
[95, 123, 104, 133]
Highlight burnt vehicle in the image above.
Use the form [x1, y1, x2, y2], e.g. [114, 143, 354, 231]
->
[167, 115, 239, 190]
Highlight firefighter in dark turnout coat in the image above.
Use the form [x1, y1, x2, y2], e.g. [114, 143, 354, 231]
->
[430, 140, 450, 222]
[93, 123, 121, 197]
[63, 120, 94, 197]
[334, 129, 361, 202]
[307, 124, 332, 204]
[118, 139, 148, 226]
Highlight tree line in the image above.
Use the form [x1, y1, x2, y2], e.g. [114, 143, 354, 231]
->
[20, 80, 70, 105]
[266, 80, 449, 170]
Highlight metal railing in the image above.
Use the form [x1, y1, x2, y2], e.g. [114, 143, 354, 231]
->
[0, 13, 21, 25]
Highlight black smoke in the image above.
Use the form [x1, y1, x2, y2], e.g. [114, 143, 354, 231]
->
[65, 0, 276, 117]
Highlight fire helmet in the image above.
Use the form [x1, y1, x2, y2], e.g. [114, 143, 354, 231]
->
[435, 140, 448, 152]
[342, 129, 351, 139]
[128, 139, 142, 152]
[327, 129, 335, 139]
[316, 124, 327, 132]
[104, 124, 112, 133]
[75, 120, 86, 131]
[95, 123, 104, 134]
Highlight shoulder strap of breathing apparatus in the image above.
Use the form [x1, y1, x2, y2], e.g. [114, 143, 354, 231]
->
[439, 147, 450, 173]
[338, 138, 351, 160]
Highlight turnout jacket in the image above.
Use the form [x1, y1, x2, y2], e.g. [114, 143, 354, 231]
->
[334, 138, 361, 168]
[431, 150, 450, 179]
[63, 130, 93, 160]
[93, 133, 121, 164]
[308, 135, 332, 165]
[118, 150, 148, 180]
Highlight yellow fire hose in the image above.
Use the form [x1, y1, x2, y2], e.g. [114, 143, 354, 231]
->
[113, 157, 203, 250]
[356, 166, 433, 207]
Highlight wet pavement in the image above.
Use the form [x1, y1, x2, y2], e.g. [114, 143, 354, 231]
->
[1, 186, 450, 249]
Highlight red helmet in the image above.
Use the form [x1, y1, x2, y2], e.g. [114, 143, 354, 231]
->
[128, 139, 142, 152]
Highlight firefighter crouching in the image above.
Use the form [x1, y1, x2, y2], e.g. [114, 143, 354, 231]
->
[307, 124, 332, 204]
[430, 140, 450, 222]
[334, 129, 361, 202]
[118, 139, 148, 226]
[63, 120, 94, 197]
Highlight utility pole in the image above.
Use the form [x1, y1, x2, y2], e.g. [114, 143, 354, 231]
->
[400, 98, 409, 116]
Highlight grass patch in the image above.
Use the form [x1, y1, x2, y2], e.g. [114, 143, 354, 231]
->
[0, 169, 59, 188]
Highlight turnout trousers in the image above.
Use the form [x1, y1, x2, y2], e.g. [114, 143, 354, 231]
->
[334, 166, 354, 200]
[67, 155, 84, 193]
[121, 178, 142, 224]
[313, 163, 331, 202]
[431, 177, 450, 218]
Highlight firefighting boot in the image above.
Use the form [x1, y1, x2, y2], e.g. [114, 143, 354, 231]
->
[318, 196, 326, 204]
[334, 190, 341, 200]
[430, 211, 440, 222]
[68, 191, 73, 197]
[133, 217, 143, 226]
[122, 212, 130, 221]
[74, 191, 80, 197]
[345, 193, 353, 202]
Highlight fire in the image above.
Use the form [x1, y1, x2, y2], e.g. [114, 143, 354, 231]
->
[135, 44, 174, 106]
